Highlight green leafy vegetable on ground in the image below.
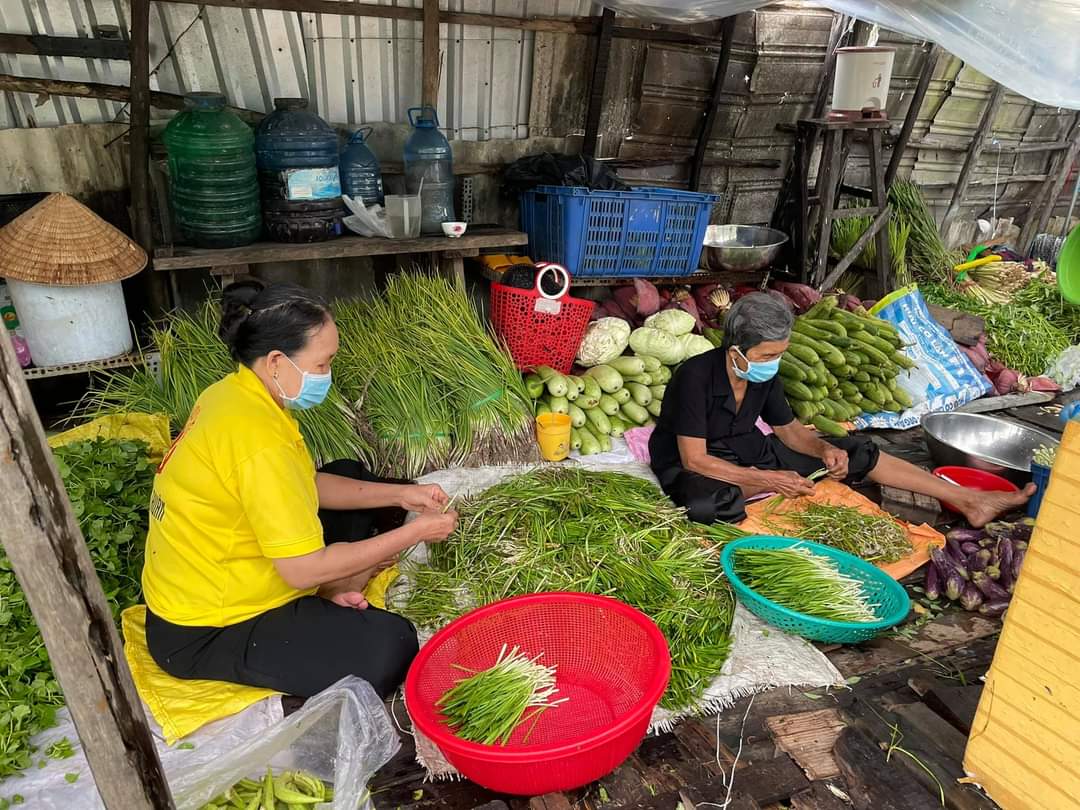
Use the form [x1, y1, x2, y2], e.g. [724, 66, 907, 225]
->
[764, 502, 912, 563]
[400, 467, 736, 710]
[0, 439, 152, 783]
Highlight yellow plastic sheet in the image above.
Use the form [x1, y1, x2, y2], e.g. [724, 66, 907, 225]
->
[123, 565, 400, 744]
[738, 480, 944, 581]
[49, 413, 172, 463]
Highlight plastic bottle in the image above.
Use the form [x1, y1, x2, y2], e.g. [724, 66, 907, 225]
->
[403, 106, 455, 235]
[255, 98, 343, 243]
[162, 92, 262, 248]
[339, 127, 384, 207]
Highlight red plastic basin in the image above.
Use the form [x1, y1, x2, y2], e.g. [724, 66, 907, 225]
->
[932, 466, 1019, 512]
[404, 592, 671, 796]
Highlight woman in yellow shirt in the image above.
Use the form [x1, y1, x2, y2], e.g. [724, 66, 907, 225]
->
[142, 280, 457, 699]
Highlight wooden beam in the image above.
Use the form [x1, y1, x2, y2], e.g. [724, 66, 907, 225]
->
[688, 16, 737, 191]
[886, 43, 940, 187]
[0, 32, 130, 60]
[421, 0, 440, 108]
[812, 14, 853, 118]
[1019, 116, 1080, 252]
[0, 318, 174, 808]
[0, 73, 263, 123]
[868, 127, 892, 296]
[939, 82, 1006, 237]
[129, 0, 153, 251]
[581, 7, 615, 158]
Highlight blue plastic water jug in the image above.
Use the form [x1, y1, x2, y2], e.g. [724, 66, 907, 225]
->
[163, 92, 261, 248]
[404, 106, 455, 235]
[255, 98, 342, 243]
[339, 127, 384, 207]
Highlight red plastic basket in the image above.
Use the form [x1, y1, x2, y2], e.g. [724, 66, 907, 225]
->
[404, 592, 671, 796]
[490, 263, 594, 375]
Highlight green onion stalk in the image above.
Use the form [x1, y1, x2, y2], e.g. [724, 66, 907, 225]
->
[764, 502, 912, 563]
[437, 645, 567, 745]
[733, 545, 878, 623]
[400, 468, 736, 711]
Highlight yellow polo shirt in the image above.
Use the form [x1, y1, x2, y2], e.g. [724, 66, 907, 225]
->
[142, 364, 324, 627]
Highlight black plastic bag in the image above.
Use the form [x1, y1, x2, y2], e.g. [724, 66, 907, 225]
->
[502, 153, 630, 195]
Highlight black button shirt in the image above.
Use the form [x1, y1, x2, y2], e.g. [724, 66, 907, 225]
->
[648, 348, 795, 474]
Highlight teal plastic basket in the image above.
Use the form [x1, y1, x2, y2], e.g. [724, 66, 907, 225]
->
[720, 535, 911, 644]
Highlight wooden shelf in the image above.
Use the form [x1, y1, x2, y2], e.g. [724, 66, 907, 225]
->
[153, 229, 529, 271]
[568, 270, 765, 287]
[22, 351, 159, 380]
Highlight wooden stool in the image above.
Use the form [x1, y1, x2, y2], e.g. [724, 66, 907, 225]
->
[791, 117, 894, 296]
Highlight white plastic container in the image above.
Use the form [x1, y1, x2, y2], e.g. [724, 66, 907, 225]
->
[7, 279, 132, 366]
[830, 47, 896, 120]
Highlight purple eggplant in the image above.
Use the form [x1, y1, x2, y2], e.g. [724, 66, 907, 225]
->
[978, 537, 997, 548]
[969, 549, 992, 573]
[998, 563, 1015, 594]
[1014, 540, 1028, 552]
[960, 583, 983, 611]
[960, 541, 981, 556]
[946, 536, 966, 559]
[1010, 518, 1035, 542]
[983, 521, 1011, 541]
[947, 527, 986, 544]
[985, 564, 1001, 580]
[973, 572, 1010, 601]
[925, 563, 942, 601]
[1012, 545, 1026, 582]
[945, 573, 965, 601]
[979, 599, 1010, 617]
[931, 547, 963, 582]
[997, 537, 1014, 574]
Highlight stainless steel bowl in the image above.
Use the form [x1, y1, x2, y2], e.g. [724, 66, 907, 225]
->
[699, 225, 789, 273]
[921, 412, 1059, 485]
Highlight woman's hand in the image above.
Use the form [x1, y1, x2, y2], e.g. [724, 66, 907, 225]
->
[400, 484, 450, 513]
[821, 446, 849, 480]
[756, 470, 815, 499]
[410, 510, 458, 543]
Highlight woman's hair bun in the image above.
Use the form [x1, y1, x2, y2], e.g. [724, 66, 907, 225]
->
[219, 279, 266, 349]
[217, 280, 331, 365]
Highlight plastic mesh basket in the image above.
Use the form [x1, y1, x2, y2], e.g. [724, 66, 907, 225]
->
[520, 186, 719, 277]
[720, 535, 911, 644]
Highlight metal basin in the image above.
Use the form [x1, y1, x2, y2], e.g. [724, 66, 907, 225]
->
[921, 412, 1059, 486]
[699, 225, 788, 273]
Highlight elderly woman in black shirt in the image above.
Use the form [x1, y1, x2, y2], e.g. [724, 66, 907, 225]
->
[650, 292, 1034, 527]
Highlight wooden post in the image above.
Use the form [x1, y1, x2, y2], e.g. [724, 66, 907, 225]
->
[867, 127, 892, 296]
[129, 0, 152, 252]
[885, 43, 941, 188]
[421, 0, 440, 108]
[812, 129, 843, 285]
[939, 82, 1006, 238]
[581, 7, 615, 157]
[688, 16, 736, 191]
[1018, 116, 1080, 253]
[0, 333, 174, 809]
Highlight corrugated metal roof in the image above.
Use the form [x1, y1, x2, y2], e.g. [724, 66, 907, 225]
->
[0, 0, 593, 135]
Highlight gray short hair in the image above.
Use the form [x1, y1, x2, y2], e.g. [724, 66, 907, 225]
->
[722, 292, 794, 351]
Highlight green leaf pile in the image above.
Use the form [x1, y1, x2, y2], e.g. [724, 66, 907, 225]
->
[0, 439, 154, 782]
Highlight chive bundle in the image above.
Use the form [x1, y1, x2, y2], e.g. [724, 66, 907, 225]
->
[734, 545, 879, 623]
[437, 645, 567, 745]
[401, 468, 736, 710]
[763, 467, 828, 512]
[765, 502, 912, 563]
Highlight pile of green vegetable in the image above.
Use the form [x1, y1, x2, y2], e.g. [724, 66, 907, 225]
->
[401, 468, 737, 710]
[438, 645, 566, 745]
[528, 357, 666, 456]
[830, 204, 913, 287]
[0, 439, 153, 783]
[334, 273, 536, 478]
[1016, 275, 1080, 343]
[765, 502, 913, 564]
[922, 282, 1070, 377]
[82, 301, 364, 465]
[733, 545, 878, 623]
[779, 297, 916, 435]
[197, 768, 333, 810]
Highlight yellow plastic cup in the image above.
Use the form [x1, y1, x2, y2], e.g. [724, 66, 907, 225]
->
[536, 412, 572, 461]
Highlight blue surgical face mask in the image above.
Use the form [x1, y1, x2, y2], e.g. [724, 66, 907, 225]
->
[275, 355, 332, 410]
[732, 346, 780, 383]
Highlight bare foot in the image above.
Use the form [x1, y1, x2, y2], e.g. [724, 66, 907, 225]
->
[959, 483, 1036, 528]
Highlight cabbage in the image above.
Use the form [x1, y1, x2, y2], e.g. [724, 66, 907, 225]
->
[678, 333, 714, 360]
[629, 327, 684, 365]
[644, 309, 695, 336]
[576, 317, 631, 367]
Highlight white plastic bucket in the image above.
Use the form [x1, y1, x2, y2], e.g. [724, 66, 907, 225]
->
[831, 47, 896, 118]
[7, 279, 133, 366]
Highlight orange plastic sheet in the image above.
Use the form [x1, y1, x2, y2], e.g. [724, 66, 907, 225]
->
[737, 480, 944, 581]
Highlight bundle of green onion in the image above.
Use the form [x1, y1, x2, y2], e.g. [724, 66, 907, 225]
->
[401, 468, 736, 710]
[437, 645, 567, 745]
[80, 301, 365, 465]
[734, 545, 878, 623]
[765, 502, 912, 563]
[334, 273, 536, 477]
[829, 205, 912, 286]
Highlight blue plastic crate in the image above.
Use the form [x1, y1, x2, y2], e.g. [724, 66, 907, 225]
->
[520, 185, 720, 278]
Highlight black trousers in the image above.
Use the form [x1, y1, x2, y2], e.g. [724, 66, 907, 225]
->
[655, 434, 880, 525]
[145, 460, 419, 699]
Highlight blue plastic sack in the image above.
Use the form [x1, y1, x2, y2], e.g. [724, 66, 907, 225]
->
[854, 285, 992, 430]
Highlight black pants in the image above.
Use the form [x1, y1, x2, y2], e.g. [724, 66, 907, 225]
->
[656, 434, 880, 525]
[145, 460, 419, 699]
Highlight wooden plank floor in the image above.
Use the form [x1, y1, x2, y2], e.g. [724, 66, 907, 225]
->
[370, 400, 1064, 810]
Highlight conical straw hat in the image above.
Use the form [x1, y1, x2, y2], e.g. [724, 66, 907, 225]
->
[0, 193, 147, 286]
